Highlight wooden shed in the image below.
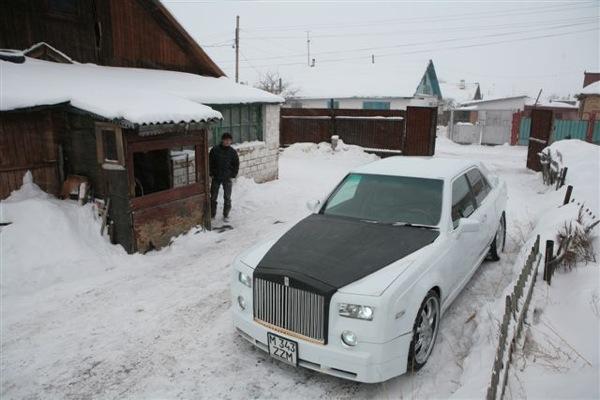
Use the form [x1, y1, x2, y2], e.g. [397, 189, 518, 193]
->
[1, 101, 214, 253]
[1, 0, 282, 252]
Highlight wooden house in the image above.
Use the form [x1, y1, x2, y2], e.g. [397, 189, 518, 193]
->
[0, 0, 282, 253]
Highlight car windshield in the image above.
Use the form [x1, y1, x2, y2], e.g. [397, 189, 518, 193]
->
[322, 173, 443, 226]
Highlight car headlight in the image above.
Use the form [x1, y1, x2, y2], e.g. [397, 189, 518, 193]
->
[238, 271, 252, 287]
[338, 303, 374, 321]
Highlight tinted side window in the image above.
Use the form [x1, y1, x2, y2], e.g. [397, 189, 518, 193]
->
[467, 168, 491, 205]
[452, 174, 476, 228]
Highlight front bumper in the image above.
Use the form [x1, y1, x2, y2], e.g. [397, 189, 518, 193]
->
[232, 306, 412, 383]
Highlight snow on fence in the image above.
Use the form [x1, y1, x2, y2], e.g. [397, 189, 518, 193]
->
[538, 150, 567, 190]
[486, 235, 541, 400]
[545, 192, 599, 285]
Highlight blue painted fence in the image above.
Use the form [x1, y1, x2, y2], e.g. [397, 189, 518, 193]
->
[518, 118, 600, 145]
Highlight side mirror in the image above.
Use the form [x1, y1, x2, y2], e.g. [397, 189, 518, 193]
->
[459, 218, 480, 233]
[306, 199, 321, 213]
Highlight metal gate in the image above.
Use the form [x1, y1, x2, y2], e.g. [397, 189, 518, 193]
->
[280, 106, 438, 156]
[526, 109, 553, 171]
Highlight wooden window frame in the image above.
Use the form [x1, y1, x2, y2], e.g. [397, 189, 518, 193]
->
[208, 104, 263, 146]
[95, 122, 125, 167]
[127, 137, 205, 210]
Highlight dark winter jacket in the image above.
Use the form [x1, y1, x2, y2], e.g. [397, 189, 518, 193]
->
[209, 144, 240, 180]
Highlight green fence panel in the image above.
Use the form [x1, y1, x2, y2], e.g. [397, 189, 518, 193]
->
[594, 120, 600, 144]
[518, 117, 531, 145]
[552, 119, 588, 142]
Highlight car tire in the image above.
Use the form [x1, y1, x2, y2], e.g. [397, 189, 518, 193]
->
[488, 211, 506, 261]
[407, 290, 440, 372]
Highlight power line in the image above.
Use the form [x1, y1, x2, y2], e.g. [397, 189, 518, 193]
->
[216, 19, 598, 65]
[246, 27, 598, 69]
[240, 2, 596, 33]
[241, 14, 598, 40]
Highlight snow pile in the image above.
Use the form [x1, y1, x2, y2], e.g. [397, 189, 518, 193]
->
[0, 138, 596, 398]
[543, 139, 600, 212]
[1, 57, 283, 126]
[284, 140, 378, 163]
[454, 140, 599, 399]
[1, 174, 125, 296]
[3, 171, 50, 203]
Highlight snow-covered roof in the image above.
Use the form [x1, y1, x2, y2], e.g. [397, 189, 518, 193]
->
[580, 81, 600, 95]
[524, 98, 579, 109]
[289, 62, 432, 99]
[439, 81, 479, 103]
[455, 95, 530, 111]
[1, 57, 283, 126]
[351, 156, 476, 180]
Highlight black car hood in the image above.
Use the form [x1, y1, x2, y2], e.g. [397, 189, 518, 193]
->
[255, 214, 439, 291]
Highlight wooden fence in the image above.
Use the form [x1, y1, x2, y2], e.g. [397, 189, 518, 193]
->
[486, 235, 541, 400]
[280, 106, 437, 156]
[539, 150, 568, 189]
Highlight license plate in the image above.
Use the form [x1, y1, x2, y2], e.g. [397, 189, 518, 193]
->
[267, 332, 298, 366]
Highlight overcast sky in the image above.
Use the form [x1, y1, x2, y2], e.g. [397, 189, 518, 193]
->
[164, 1, 599, 99]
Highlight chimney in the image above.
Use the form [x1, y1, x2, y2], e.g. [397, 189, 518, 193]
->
[459, 79, 466, 89]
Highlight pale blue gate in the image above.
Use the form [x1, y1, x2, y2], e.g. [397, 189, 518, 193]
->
[518, 118, 600, 145]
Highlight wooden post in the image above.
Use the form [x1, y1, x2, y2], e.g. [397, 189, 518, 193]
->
[560, 167, 568, 188]
[585, 112, 595, 143]
[563, 185, 573, 205]
[235, 16, 240, 83]
[544, 240, 555, 284]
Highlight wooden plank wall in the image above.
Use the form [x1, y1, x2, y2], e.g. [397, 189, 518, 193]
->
[61, 113, 105, 197]
[126, 130, 210, 253]
[280, 108, 406, 150]
[0, 0, 99, 63]
[0, 0, 222, 76]
[404, 106, 437, 156]
[108, 0, 203, 74]
[0, 111, 60, 198]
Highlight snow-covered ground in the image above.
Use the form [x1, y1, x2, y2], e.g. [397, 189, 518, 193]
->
[1, 136, 598, 399]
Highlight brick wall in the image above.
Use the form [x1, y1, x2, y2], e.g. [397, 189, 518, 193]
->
[234, 104, 280, 183]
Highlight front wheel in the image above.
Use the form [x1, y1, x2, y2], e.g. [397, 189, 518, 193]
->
[488, 211, 506, 261]
[407, 290, 440, 372]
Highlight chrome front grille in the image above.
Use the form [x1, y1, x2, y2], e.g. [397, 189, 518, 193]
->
[253, 278, 326, 344]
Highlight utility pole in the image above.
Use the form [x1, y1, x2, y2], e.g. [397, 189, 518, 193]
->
[306, 31, 311, 67]
[235, 15, 240, 83]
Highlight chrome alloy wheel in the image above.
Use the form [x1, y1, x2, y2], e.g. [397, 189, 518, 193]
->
[414, 296, 440, 365]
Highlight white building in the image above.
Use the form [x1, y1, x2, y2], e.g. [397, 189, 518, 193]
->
[449, 96, 530, 145]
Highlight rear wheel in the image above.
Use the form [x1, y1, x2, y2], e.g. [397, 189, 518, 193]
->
[408, 290, 440, 371]
[488, 212, 506, 261]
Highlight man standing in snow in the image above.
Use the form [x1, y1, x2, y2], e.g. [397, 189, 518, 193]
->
[209, 133, 239, 222]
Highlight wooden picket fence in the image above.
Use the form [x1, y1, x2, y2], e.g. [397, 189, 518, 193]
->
[486, 235, 541, 400]
[538, 151, 567, 189]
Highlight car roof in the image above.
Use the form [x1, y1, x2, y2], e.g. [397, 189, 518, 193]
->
[350, 156, 477, 180]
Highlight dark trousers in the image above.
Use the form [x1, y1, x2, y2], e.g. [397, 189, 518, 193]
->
[210, 178, 232, 218]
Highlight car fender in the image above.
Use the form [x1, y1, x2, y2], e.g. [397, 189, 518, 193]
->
[382, 240, 450, 340]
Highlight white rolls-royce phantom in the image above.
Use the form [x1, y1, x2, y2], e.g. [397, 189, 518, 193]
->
[231, 157, 507, 383]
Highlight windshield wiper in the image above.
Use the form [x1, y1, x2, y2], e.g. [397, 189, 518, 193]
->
[392, 222, 439, 230]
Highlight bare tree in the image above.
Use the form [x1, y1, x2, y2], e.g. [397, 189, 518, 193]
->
[255, 71, 299, 99]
